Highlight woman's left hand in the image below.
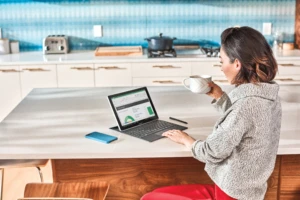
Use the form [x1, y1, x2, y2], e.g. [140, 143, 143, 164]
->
[162, 129, 196, 149]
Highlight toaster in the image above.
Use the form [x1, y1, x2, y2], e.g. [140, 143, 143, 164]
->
[43, 35, 69, 54]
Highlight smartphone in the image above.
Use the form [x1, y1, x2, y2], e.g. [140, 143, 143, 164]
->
[85, 131, 118, 144]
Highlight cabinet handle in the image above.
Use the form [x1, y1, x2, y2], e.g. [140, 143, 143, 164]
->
[213, 64, 222, 67]
[153, 80, 181, 84]
[0, 69, 21, 73]
[279, 64, 300, 67]
[152, 65, 180, 69]
[70, 67, 94, 70]
[213, 79, 228, 83]
[274, 78, 299, 82]
[97, 66, 125, 70]
[22, 68, 50, 72]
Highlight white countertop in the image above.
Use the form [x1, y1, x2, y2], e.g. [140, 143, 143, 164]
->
[0, 49, 299, 65]
[0, 85, 299, 159]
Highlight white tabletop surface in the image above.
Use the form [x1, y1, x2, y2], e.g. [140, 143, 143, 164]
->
[0, 85, 299, 159]
[0, 49, 299, 65]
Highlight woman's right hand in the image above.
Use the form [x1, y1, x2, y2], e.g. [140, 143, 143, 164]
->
[206, 82, 224, 100]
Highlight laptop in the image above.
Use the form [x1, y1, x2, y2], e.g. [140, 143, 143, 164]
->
[107, 87, 187, 142]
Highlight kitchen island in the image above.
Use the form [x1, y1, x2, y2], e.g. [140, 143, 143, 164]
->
[1, 86, 300, 199]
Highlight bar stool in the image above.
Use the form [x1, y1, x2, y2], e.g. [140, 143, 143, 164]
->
[23, 181, 110, 200]
[0, 159, 49, 200]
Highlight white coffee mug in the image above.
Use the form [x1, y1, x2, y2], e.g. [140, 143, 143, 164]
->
[183, 75, 212, 94]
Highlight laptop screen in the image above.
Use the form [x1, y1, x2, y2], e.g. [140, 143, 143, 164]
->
[108, 87, 158, 131]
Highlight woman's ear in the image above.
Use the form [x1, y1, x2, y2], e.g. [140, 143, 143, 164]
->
[234, 59, 242, 71]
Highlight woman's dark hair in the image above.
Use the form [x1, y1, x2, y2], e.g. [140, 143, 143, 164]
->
[221, 26, 277, 85]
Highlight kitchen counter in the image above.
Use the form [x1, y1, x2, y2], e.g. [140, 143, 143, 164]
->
[0, 49, 299, 65]
[0, 85, 299, 159]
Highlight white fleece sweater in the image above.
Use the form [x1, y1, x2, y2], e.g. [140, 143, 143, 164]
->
[191, 82, 281, 200]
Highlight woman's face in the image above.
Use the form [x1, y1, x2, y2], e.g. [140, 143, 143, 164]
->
[219, 47, 241, 84]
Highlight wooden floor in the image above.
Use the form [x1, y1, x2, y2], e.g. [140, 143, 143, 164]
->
[1, 161, 53, 200]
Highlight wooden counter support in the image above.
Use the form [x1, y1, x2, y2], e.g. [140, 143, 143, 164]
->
[280, 155, 300, 199]
[52, 157, 282, 200]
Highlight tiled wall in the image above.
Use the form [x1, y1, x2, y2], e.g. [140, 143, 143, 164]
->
[0, 0, 296, 51]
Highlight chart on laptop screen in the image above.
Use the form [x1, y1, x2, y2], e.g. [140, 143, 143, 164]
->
[111, 89, 155, 126]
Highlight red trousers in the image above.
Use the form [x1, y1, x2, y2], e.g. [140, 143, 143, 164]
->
[141, 184, 236, 200]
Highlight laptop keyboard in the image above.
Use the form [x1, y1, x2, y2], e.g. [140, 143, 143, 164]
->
[122, 120, 184, 138]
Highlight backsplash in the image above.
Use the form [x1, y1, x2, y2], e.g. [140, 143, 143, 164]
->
[0, 0, 296, 51]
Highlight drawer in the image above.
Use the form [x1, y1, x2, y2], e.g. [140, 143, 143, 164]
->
[191, 61, 224, 76]
[133, 77, 185, 86]
[57, 64, 94, 87]
[94, 63, 132, 87]
[277, 61, 300, 75]
[274, 75, 300, 85]
[132, 62, 191, 77]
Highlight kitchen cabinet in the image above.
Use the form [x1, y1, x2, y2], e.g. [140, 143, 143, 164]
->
[94, 63, 132, 87]
[0, 66, 22, 122]
[20, 65, 57, 98]
[57, 64, 95, 87]
[0, 55, 300, 123]
[132, 62, 191, 86]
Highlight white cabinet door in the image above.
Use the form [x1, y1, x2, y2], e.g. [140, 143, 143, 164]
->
[20, 65, 57, 98]
[94, 63, 132, 86]
[57, 64, 95, 87]
[0, 66, 22, 121]
[132, 62, 191, 77]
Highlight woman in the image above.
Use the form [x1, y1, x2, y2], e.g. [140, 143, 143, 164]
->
[141, 26, 281, 200]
